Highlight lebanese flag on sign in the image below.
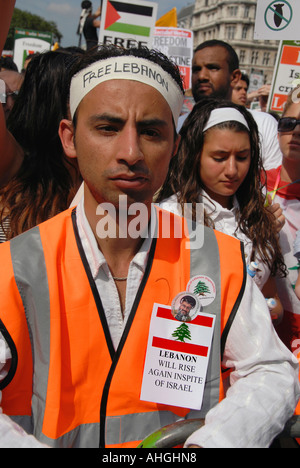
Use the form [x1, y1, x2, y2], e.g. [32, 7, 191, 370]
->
[141, 303, 216, 410]
[151, 305, 215, 358]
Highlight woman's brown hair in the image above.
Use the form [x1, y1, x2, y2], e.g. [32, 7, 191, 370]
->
[157, 98, 287, 278]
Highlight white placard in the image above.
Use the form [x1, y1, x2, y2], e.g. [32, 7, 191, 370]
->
[152, 27, 194, 91]
[267, 40, 300, 114]
[141, 303, 215, 410]
[254, 0, 300, 40]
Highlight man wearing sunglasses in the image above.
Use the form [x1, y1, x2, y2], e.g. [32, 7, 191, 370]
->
[0, 70, 23, 120]
[278, 116, 300, 133]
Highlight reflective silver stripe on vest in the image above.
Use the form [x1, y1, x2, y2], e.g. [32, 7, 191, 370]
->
[188, 225, 222, 419]
[10, 227, 50, 438]
[10, 411, 184, 447]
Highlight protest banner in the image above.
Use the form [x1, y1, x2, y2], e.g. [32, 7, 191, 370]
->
[267, 40, 300, 115]
[152, 27, 193, 91]
[254, 0, 300, 40]
[99, 0, 157, 49]
[13, 28, 52, 71]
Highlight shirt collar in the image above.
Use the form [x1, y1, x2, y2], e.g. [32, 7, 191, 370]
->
[199, 189, 240, 220]
[76, 196, 154, 279]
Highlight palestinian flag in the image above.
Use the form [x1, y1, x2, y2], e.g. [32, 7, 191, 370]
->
[105, 0, 155, 37]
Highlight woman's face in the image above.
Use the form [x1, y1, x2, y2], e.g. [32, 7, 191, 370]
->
[278, 101, 300, 163]
[199, 127, 251, 208]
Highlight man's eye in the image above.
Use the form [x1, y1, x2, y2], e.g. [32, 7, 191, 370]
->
[96, 125, 118, 133]
[142, 129, 160, 137]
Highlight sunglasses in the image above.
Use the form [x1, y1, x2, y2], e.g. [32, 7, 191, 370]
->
[278, 117, 300, 132]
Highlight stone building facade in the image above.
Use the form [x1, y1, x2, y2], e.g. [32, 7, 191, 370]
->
[178, 0, 279, 85]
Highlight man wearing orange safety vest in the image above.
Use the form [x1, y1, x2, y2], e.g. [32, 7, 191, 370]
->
[0, 35, 299, 447]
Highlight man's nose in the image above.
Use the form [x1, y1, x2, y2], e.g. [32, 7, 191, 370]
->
[194, 68, 209, 82]
[116, 126, 144, 165]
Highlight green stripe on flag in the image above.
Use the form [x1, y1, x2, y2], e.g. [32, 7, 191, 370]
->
[106, 22, 151, 37]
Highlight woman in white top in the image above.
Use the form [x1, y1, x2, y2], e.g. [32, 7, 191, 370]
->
[157, 98, 286, 321]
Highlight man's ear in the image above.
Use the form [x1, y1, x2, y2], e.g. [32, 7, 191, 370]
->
[59, 119, 77, 159]
[231, 68, 242, 87]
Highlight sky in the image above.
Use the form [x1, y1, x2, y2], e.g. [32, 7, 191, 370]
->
[14, 0, 193, 48]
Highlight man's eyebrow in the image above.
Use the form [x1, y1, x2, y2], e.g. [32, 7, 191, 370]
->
[88, 114, 168, 127]
[192, 62, 221, 70]
[88, 113, 124, 124]
[138, 118, 168, 128]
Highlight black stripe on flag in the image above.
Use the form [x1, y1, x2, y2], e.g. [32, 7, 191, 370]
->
[110, 1, 153, 17]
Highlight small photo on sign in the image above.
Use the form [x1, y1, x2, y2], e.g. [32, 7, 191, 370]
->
[171, 292, 201, 323]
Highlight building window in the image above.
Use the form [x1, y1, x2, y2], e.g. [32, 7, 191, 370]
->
[242, 26, 249, 39]
[228, 6, 238, 16]
[226, 26, 236, 40]
[251, 51, 259, 65]
[263, 52, 270, 66]
[244, 6, 250, 18]
[240, 50, 246, 64]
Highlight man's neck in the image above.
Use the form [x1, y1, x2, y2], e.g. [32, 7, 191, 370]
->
[83, 184, 151, 277]
[281, 159, 300, 183]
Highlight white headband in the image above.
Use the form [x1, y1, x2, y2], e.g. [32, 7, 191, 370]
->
[70, 56, 184, 125]
[203, 108, 250, 132]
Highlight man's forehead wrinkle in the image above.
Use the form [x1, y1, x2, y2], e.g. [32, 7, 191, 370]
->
[88, 113, 168, 127]
[89, 113, 124, 124]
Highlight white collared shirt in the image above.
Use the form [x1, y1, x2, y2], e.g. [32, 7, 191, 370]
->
[76, 197, 153, 349]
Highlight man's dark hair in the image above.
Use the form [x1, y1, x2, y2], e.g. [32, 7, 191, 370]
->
[181, 295, 196, 308]
[194, 40, 239, 73]
[81, 0, 92, 9]
[241, 73, 249, 88]
[0, 56, 18, 72]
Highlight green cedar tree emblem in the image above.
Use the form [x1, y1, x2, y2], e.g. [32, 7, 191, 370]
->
[194, 280, 210, 296]
[172, 323, 192, 343]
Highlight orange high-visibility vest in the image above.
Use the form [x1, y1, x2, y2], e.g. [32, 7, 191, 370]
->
[0, 206, 246, 447]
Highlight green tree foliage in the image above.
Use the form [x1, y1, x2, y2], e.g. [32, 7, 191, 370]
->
[194, 281, 210, 296]
[172, 323, 192, 343]
[4, 8, 62, 49]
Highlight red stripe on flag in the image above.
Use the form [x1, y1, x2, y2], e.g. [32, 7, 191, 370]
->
[105, 0, 121, 29]
[152, 336, 209, 357]
[156, 306, 213, 327]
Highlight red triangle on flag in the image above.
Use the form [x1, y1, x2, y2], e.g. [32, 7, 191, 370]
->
[105, 1, 121, 29]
